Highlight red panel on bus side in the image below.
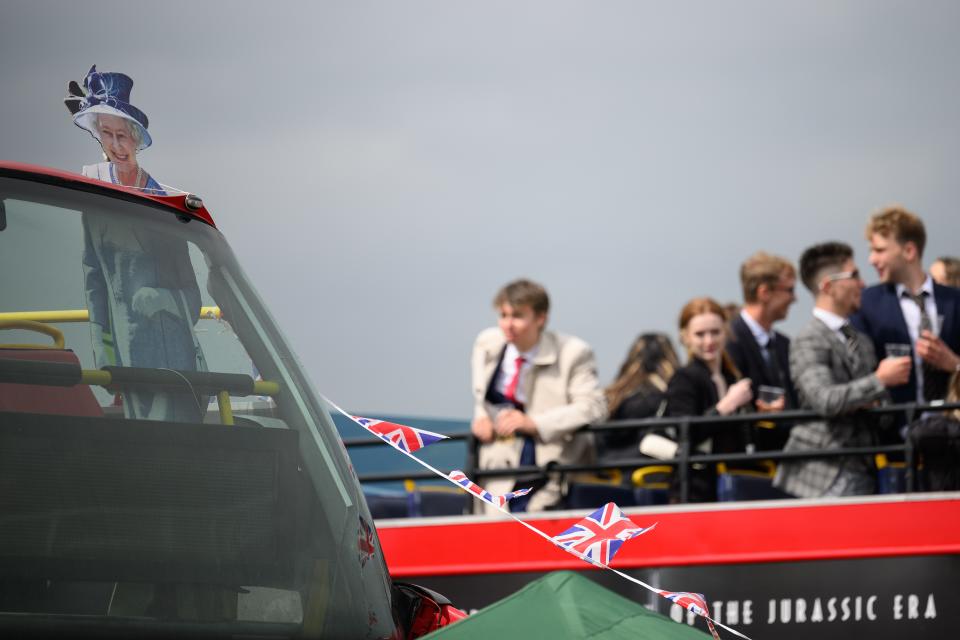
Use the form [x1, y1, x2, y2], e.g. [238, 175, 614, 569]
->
[376, 497, 960, 577]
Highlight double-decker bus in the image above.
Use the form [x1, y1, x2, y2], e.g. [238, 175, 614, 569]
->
[0, 162, 462, 639]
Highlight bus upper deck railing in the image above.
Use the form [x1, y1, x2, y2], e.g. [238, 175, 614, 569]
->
[347, 400, 960, 503]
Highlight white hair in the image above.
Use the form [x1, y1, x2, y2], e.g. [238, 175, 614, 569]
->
[93, 113, 143, 149]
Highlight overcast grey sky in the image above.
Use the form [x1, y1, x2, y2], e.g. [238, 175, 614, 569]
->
[2, 1, 959, 419]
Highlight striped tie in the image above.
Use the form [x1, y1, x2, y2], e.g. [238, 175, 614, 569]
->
[839, 323, 865, 373]
[908, 291, 941, 402]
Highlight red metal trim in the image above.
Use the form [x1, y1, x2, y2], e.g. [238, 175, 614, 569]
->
[0, 161, 216, 227]
[377, 496, 960, 577]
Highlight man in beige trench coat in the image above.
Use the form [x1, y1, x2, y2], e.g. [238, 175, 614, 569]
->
[470, 279, 608, 514]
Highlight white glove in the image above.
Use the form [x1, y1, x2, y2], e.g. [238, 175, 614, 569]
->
[132, 287, 179, 318]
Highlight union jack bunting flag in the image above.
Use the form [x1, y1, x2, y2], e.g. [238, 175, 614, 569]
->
[358, 516, 375, 568]
[658, 590, 709, 617]
[658, 590, 720, 640]
[447, 470, 531, 508]
[353, 416, 447, 454]
[552, 502, 655, 565]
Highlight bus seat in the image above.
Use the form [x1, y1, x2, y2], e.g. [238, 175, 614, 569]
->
[404, 481, 469, 517]
[631, 466, 671, 506]
[566, 473, 638, 510]
[875, 454, 907, 494]
[716, 461, 789, 501]
[363, 486, 411, 519]
[0, 349, 102, 417]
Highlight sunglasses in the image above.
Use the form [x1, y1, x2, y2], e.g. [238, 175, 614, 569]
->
[822, 269, 861, 285]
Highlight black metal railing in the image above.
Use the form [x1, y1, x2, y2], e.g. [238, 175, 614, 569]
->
[349, 401, 960, 503]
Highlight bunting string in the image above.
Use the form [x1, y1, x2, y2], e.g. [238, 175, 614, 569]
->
[325, 396, 749, 640]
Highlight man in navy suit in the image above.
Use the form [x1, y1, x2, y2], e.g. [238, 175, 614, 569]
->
[727, 251, 799, 450]
[851, 206, 960, 408]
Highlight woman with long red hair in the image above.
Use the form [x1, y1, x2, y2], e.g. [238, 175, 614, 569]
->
[666, 297, 755, 502]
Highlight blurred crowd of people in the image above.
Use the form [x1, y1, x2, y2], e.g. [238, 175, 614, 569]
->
[470, 205, 960, 511]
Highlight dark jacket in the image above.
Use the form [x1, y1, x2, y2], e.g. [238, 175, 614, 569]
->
[665, 357, 751, 502]
[909, 413, 960, 491]
[727, 314, 797, 406]
[850, 281, 960, 404]
[726, 313, 797, 450]
[600, 382, 668, 460]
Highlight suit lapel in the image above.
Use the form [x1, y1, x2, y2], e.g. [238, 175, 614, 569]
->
[883, 283, 911, 341]
[524, 331, 558, 404]
[483, 343, 508, 403]
[813, 317, 857, 379]
[933, 283, 957, 346]
[732, 316, 771, 383]
[846, 329, 869, 377]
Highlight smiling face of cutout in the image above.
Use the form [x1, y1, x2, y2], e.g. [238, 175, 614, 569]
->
[96, 114, 139, 172]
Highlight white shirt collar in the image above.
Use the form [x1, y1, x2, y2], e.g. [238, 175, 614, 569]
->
[812, 306, 848, 332]
[504, 341, 539, 363]
[739, 309, 774, 347]
[499, 341, 538, 405]
[896, 274, 934, 300]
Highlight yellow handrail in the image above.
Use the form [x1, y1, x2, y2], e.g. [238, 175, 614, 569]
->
[0, 320, 66, 349]
[4, 309, 274, 428]
[79, 369, 112, 386]
[717, 460, 777, 477]
[0, 307, 222, 323]
[631, 465, 673, 489]
[217, 391, 235, 426]
[253, 380, 281, 396]
[875, 453, 906, 470]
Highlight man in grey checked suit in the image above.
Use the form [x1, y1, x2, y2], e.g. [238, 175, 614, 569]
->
[774, 242, 911, 498]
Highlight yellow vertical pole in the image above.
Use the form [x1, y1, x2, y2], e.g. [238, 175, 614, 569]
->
[217, 391, 234, 425]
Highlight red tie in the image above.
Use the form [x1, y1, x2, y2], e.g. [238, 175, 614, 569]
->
[504, 356, 526, 404]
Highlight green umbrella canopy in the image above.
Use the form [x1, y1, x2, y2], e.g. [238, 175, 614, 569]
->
[423, 571, 712, 639]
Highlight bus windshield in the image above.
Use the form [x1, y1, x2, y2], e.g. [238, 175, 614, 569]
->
[0, 175, 396, 638]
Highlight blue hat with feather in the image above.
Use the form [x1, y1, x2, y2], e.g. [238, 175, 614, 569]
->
[66, 65, 152, 151]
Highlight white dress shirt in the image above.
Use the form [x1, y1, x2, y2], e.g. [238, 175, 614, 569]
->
[896, 276, 938, 403]
[812, 307, 849, 344]
[740, 309, 775, 350]
[494, 342, 538, 405]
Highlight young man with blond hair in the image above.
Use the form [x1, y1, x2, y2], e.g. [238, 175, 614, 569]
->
[851, 206, 960, 406]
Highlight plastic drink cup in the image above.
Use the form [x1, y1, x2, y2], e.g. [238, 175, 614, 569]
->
[757, 385, 785, 404]
[884, 343, 912, 358]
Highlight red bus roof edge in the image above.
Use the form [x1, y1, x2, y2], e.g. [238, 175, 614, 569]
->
[0, 161, 217, 228]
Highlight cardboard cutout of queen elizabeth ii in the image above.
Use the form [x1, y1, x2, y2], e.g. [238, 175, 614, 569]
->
[67, 65, 207, 423]
[66, 65, 167, 195]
